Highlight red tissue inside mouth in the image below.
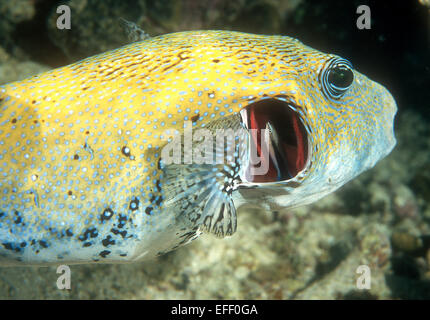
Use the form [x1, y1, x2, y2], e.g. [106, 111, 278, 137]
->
[245, 99, 308, 183]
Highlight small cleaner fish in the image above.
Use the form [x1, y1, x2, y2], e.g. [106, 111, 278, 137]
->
[0, 30, 396, 265]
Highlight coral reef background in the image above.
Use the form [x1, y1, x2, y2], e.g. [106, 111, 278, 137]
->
[0, 0, 429, 299]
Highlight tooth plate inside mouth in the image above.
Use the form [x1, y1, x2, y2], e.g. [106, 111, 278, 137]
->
[240, 98, 308, 183]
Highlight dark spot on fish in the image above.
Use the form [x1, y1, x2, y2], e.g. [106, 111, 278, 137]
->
[85, 130, 89, 135]
[32, 100, 36, 104]
[121, 146, 131, 157]
[102, 235, 115, 247]
[212, 59, 220, 63]
[78, 227, 98, 241]
[20, 242, 26, 248]
[150, 194, 162, 207]
[0, 212, 5, 218]
[73, 154, 79, 160]
[101, 208, 114, 222]
[99, 250, 111, 258]
[39, 240, 48, 248]
[83, 242, 92, 247]
[2, 242, 16, 252]
[145, 206, 153, 215]
[33, 120, 38, 124]
[119, 253, 127, 257]
[111, 228, 127, 238]
[82, 86, 89, 91]
[13, 211, 22, 224]
[191, 113, 199, 122]
[117, 214, 128, 228]
[11, 118, 17, 124]
[66, 228, 73, 237]
[67, 190, 73, 196]
[129, 198, 139, 211]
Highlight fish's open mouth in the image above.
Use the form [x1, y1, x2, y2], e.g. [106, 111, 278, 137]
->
[240, 98, 309, 183]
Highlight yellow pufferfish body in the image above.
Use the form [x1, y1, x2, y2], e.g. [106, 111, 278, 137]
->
[0, 31, 396, 265]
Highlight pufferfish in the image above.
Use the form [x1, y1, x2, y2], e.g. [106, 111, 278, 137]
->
[0, 30, 396, 266]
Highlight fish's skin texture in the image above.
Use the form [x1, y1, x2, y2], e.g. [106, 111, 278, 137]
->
[0, 31, 396, 265]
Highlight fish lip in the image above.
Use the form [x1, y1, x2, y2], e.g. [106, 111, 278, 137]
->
[239, 97, 311, 185]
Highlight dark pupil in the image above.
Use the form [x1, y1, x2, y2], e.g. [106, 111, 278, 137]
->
[328, 65, 354, 89]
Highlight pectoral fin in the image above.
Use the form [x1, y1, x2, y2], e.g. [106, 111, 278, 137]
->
[163, 164, 238, 238]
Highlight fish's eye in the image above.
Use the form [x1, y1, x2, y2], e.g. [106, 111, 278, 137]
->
[320, 57, 354, 100]
[328, 65, 354, 89]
